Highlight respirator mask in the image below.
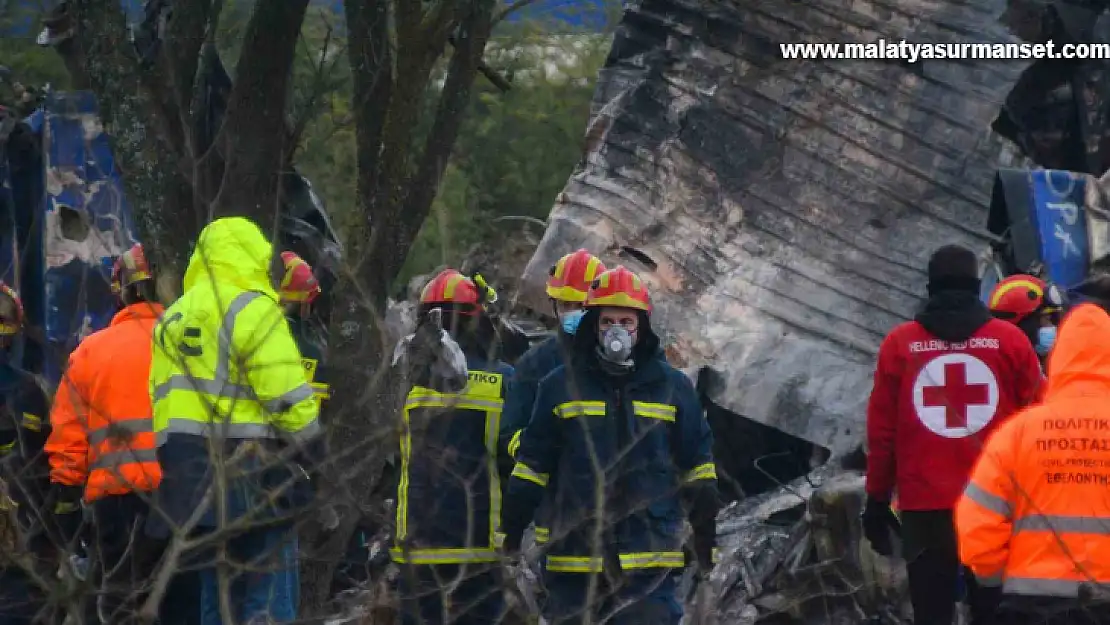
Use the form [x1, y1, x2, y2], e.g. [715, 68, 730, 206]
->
[597, 326, 635, 374]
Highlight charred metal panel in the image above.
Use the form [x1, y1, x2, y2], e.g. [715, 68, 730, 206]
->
[39, 92, 136, 385]
[521, 0, 1029, 454]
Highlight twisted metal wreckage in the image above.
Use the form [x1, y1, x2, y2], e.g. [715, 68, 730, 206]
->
[14, 0, 1110, 622]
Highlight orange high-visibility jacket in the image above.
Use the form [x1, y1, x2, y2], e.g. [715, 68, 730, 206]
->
[45, 302, 164, 502]
[956, 303, 1110, 598]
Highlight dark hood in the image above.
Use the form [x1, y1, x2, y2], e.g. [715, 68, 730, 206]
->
[571, 308, 661, 370]
[914, 290, 992, 342]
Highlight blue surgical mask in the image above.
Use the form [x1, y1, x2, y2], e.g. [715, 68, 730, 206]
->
[1037, 325, 1057, 355]
[560, 310, 586, 335]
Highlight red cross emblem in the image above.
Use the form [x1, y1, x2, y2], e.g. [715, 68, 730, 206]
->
[921, 362, 991, 428]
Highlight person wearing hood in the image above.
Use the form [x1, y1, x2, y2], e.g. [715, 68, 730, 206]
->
[391, 268, 514, 625]
[45, 243, 165, 623]
[956, 274, 1110, 624]
[499, 249, 606, 546]
[148, 217, 324, 625]
[499, 266, 719, 624]
[987, 274, 1064, 366]
[0, 282, 54, 625]
[863, 244, 1043, 625]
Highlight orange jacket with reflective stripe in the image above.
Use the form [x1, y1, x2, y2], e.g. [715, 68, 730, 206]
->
[45, 302, 164, 502]
[956, 303, 1110, 598]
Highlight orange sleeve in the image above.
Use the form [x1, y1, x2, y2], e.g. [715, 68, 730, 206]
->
[45, 349, 91, 487]
[955, 416, 1021, 585]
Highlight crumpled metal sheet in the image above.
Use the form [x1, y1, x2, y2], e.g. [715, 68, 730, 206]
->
[39, 91, 137, 385]
[520, 0, 1031, 454]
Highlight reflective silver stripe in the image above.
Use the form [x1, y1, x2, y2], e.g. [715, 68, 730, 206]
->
[1013, 515, 1110, 535]
[87, 420, 153, 446]
[215, 291, 263, 381]
[151, 376, 255, 404]
[1003, 577, 1091, 598]
[90, 448, 159, 470]
[963, 482, 1012, 518]
[155, 417, 322, 445]
[261, 383, 316, 413]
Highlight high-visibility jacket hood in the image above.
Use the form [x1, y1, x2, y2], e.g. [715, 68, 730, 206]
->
[182, 217, 278, 300]
[1044, 303, 1110, 400]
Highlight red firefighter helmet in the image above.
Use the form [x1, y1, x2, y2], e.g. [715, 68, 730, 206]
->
[546, 249, 607, 303]
[988, 274, 1063, 324]
[0, 282, 23, 336]
[420, 269, 497, 316]
[279, 251, 322, 305]
[111, 243, 153, 294]
[585, 266, 652, 312]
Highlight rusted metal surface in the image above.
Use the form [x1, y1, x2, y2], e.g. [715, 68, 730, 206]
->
[521, 0, 1031, 454]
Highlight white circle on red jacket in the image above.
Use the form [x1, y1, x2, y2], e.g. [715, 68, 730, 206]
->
[911, 352, 1000, 438]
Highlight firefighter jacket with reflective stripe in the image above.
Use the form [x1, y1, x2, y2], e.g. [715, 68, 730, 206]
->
[0, 363, 53, 554]
[504, 350, 717, 574]
[146, 218, 321, 534]
[392, 353, 514, 565]
[956, 303, 1110, 598]
[866, 314, 1042, 510]
[45, 302, 164, 502]
[500, 334, 572, 545]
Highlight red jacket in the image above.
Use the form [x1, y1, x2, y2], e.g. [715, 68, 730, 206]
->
[865, 316, 1043, 510]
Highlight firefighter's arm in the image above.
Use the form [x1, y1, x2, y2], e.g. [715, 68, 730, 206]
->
[494, 365, 520, 480]
[499, 355, 537, 461]
[672, 372, 720, 568]
[237, 298, 321, 441]
[865, 331, 901, 501]
[955, 417, 1020, 586]
[501, 372, 561, 550]
[45, 350, 89, 487]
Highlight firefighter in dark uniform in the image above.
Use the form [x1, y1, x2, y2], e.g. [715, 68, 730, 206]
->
[279, 251, 329, 408]
[0, 283, 58, 625]
[500, 249, 607, 548]
[500, 266, 720, 624]
[392, 269, 515, 625]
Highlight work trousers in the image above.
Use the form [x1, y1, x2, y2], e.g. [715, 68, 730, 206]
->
[198, 526, 299, 625]
[901, 509, 988, 625]
[90, 493, 161, 625]
[542, 569, 682, 625]
[395, 563, 503, 625]
[990, 596, 1110, 624]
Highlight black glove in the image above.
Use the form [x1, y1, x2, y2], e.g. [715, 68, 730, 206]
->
[969, 582, 1002, 623]
[861, 497, 900, 557]
[48, 484, 84, 545]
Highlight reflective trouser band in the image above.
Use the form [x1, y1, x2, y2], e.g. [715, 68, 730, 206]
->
[511, 462, 549, 487]
[618, 551, 685, 569]
[1002, 577, 1102, 598]
[535, 526, 550, 544]
[684, 462, 717, 483]
[155, 418, 322, 445]
[632, 401, 676, 422]
[547, 556, 603, 573]
[151, 290, 316, 414]
[508, 429, 522, 458]
[390, 547, 498, 564]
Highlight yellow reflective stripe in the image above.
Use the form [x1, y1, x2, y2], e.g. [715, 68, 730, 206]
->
[555, 401, 606, 419]
[547, 555, 603, 573]
[405, 394, 503, 412]
[508, 429, 522, 458]
[397, 416, 413, 541]
[0, 440, 14, 454]
[618, 551, 685, 569]
[632, 401, 676, 422]
[684, 462, 717, 482]
[712, 548, 720, 564]
[534, 526, 550, 544]
[485, 389, 502, 549]
[511, 462, 549, 487]
[21, 413, 42, 432]
[390, 547, 499, 564]
[311, 382, 330, 400]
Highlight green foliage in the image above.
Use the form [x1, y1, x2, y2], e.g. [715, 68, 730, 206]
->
[0, 1, 70, 98]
